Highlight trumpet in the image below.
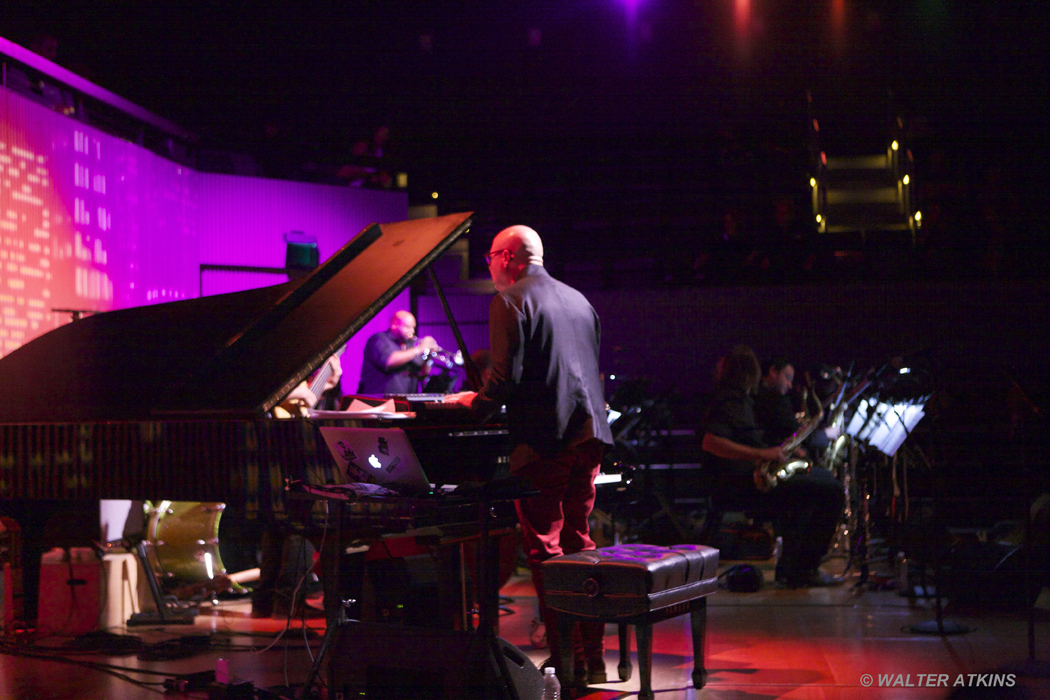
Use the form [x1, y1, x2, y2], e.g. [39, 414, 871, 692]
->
[411, 337, 463, 370]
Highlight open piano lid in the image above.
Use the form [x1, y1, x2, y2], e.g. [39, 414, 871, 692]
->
[0, 212, 473, 423]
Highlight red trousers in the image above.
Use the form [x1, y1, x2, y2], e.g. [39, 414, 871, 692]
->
[515, 439, 606, 668]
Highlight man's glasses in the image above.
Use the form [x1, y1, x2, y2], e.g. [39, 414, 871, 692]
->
[485, 248, 512, 264]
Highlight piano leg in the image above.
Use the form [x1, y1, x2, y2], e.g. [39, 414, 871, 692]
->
[0, 500, 98, 625]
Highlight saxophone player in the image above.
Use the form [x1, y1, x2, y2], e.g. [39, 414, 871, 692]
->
[700, 345, 844, 588]
[754, 358, 841, 457]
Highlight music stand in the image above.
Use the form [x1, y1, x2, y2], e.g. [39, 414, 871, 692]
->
[850, 395, 971, 636]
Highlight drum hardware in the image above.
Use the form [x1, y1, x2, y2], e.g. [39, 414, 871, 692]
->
[126, 500, 248, 626]
[125, 535, 198, 627]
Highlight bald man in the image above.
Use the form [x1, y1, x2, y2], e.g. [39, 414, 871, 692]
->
[358, 310, 438, 395]
[447, 225, 613, 686]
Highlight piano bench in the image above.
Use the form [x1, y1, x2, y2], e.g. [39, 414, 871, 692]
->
[541, 543, 719, 700]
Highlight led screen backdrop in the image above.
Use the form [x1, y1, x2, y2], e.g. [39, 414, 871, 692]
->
[0, 86, 406, 358]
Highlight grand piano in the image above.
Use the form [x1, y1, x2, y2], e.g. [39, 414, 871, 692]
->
[0, 211, 518, 612]
[0, 212, 499, 511]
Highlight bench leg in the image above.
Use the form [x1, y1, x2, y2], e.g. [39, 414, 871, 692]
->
[636, 620, 654, 700]
[617, 623, 632, 681]
[557, 615, 577, 688]
[690, 598, 708, 689]
[699, 505, 725, 544]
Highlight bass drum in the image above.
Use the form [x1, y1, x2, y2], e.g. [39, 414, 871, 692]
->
[144, 501, 230, 588]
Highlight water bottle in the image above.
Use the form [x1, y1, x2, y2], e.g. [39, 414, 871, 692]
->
[541, 666, 561, 700]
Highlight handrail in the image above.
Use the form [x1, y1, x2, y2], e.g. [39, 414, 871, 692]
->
[0, 34, 196, 143]
[806, 90, 827, 233]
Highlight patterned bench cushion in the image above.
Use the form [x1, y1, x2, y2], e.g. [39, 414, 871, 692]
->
[542, 544, 720, 618]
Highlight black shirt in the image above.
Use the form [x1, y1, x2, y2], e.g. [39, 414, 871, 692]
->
[753, 384, 830, 453]
[701, 387, 765, 479]
[753, 385, 798, 447]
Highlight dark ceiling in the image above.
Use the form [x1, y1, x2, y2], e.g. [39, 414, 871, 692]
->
[3, 1, 1047, 247]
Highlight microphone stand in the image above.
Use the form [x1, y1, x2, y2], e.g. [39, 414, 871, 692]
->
[901, 390, 970, 636]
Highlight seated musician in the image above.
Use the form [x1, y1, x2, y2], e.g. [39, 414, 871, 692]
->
[250, 354, 343, 617]
[701, 345, 844, 588]
[252, 528, 322, 619]
[358, 310, 438, 395]
[277, 353, 343, 414]
[753, 358, 841, 457]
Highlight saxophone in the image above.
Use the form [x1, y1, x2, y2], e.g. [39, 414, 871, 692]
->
[753, 382, 825, 492]
[819, 376, 871, 476]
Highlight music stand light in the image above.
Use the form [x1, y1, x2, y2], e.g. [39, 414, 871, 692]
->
[845, 396, 928, 457]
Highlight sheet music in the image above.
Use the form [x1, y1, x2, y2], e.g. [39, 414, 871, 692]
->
[308, 398, 417, 420]
[347, 398, 396, 413]
[308, 408, 415, 420]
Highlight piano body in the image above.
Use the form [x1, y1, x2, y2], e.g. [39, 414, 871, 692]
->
[0, 212, 496, 507]
[0, 212, 517, 616]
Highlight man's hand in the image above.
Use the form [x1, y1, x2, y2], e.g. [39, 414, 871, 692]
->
[443, 391, 477, 407]
[323, 355, 343, 392]
[281, 382, 317, 412]
[824, 424, 842, 441]
[418, 335, 440, 352]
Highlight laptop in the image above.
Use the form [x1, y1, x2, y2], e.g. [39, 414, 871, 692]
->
[319, 427, 432, 495]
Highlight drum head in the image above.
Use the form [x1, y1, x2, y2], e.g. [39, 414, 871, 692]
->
[145, 501, 227, 588]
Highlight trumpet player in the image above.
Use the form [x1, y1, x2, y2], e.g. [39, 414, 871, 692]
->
[358, 310, 439, 395]
[700, 345, 844, 588]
